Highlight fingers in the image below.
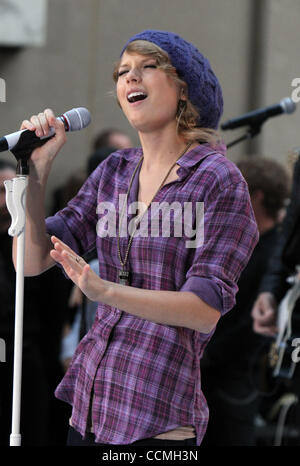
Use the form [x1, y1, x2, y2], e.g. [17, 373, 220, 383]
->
[51, 235, 79, 257]
[50, 247, 91, 297]
[251, 293, 276, 320]
[252, 305, 273, 325]
[20, 119, 35, 131]
[251, 293, 278, 337]
[253, 318, 278, 337]
[32, 108, 56, 138]
[50, 236, 87, 272]
[62, 250, 86, 271]
[50, 248, 81, 285]
[45, 109, 66, 144]
[251, 292, 278, 337]
[20, 108, 64, 139]
[50, 238, 101, 302]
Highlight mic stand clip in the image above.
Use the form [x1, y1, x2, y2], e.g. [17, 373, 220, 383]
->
[226, 124, 262, 149]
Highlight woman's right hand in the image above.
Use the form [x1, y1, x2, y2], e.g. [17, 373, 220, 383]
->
[20, 108, 67, 177]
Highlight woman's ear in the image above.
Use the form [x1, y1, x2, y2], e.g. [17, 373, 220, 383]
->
[180, 87, 188, 101]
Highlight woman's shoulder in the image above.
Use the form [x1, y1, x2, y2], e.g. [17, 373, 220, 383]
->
[192, 142, 247, 192]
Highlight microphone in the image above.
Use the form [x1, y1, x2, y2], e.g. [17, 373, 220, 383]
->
[0, 107, 91, 153]
[221, 97, 296, 131]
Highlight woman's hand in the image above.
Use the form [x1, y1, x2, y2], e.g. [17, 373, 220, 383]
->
[20, 108, 66, 179]
[50, 236, 105, 302]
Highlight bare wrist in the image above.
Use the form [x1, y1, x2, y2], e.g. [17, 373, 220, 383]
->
[100, 279, 116, 306]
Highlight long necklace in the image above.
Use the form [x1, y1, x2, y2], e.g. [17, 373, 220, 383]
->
[117, 141, 193, 285]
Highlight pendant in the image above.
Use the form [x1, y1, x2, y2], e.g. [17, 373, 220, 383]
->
[119, 269, 131, 286]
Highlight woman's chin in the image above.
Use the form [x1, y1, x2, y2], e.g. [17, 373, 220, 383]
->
[130, 118, 176, 135]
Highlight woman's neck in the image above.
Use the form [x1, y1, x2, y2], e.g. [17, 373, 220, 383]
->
[138, 127, 191, 171]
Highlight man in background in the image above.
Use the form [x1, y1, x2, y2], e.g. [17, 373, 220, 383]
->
[201, 156, 290, 446]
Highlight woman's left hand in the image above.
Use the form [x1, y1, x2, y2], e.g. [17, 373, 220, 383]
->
[50, 236, 105, 302]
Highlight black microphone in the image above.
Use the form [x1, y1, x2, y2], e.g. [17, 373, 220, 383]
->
[0, 107, 91, 153]
[221, 97, 296, 130]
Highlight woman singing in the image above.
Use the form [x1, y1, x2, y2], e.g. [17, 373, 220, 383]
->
[15, 30, 258, 446]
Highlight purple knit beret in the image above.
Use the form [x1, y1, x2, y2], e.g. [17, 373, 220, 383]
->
[120, 30, 223, 129]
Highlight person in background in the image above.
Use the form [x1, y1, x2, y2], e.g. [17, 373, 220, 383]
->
[252, 154, 300, 337]
[92, 128, 133, 152]
[201, 156, 290, 446]
[251, 154, 300, 445]
[88, 128, 134, 174]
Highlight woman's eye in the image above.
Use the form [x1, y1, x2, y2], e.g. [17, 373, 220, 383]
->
[118, 70, 128, 77]
[117, 64, 156, 77]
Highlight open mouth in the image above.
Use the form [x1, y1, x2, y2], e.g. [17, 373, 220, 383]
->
[127, 92, 147, 103]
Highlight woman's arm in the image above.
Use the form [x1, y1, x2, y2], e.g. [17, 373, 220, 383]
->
[50, 236, 221, 333]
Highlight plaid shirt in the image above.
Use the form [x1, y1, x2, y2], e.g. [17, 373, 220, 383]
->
[46, 143, 258, 445]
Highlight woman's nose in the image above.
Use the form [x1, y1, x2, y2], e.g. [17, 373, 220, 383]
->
[126, 68, 142, 82]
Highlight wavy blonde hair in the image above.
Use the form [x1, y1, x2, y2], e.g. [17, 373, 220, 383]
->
[113, 40, 221, 147]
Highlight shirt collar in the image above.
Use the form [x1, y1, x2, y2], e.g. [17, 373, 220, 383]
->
[177, 141, 227, 168]
[119, 142, 227, 168]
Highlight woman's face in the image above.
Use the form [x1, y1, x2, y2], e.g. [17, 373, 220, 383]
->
[116, 51, 181, 134]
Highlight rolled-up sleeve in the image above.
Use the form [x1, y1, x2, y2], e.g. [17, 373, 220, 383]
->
[180, 181, 259, 315]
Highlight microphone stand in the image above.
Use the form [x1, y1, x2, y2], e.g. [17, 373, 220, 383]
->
[4, 154, 30, 447]
[226, 124, 262, 149]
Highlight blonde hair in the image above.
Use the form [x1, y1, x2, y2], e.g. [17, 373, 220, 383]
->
[113, 40, 221, 147]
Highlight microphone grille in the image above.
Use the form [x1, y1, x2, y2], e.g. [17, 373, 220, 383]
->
[280, 97, 296, 114]
[64, 107, 91, 131]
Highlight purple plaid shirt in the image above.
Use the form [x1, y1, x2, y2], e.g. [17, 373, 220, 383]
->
[46, 143, 258, 445]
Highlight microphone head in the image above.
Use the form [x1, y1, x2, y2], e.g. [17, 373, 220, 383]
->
[63, 107, 91, 131]
[280, 97, 296, 114]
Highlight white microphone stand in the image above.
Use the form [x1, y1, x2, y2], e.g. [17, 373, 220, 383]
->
[4, 159, 28, 447]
